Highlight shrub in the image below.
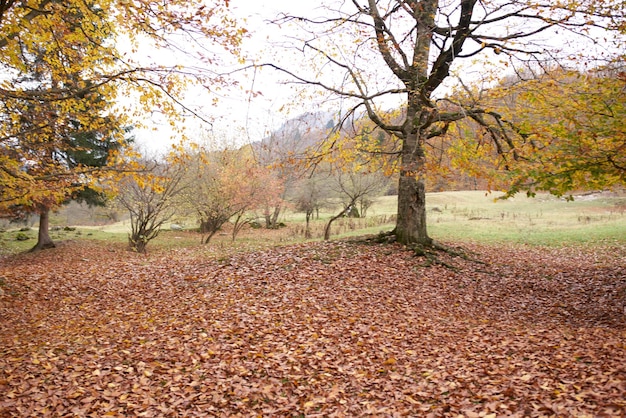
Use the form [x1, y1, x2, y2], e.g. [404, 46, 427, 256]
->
[15, 232, 30, 241]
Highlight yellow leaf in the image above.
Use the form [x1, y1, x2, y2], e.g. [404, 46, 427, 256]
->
[383, 357, 397, 365]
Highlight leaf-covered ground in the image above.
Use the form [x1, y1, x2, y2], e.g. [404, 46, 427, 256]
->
[1, 240, 625, 417]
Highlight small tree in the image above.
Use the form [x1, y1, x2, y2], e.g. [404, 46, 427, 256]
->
[116, 158, 186, 253]
[253, 112, 332, 229]
[230, 165, 284, 241]
[183, 147, 285, 243]
[293, 174, 333, 239]
[324, 168, 387, 241]
[181, 150, 235, 244]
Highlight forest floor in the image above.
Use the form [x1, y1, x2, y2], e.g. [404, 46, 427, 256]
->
[0, 239, 625, 417]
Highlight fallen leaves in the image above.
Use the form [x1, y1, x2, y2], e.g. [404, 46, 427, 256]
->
[0, 240, 625, 416]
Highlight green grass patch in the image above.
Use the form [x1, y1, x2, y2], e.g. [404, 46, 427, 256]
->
[313, 191, 625, 246]
[0, 226, 128, 255]
[423, 191, 626, 246]
[1, 191, 624, 255]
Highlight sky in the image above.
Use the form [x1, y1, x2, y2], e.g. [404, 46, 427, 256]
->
[132, 0, 324, 154]
[132, 0, 624, 154]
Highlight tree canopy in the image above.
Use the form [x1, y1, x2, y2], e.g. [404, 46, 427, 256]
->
[419, 65, 626, 198]
[497, 67, 625, 197]
[0, 0, 245, 217]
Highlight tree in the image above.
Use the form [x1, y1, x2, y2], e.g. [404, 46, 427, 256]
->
[293, 174, 332, 239]
[323, 168, 388, 240]
[180, 150, 235, 244]
[0, 10, 130, 251]
[0, 1, 243, 111]
[116, 157, 186, 253]
[230, 164, 284, 241]
[490, 67, 625, 196]
[264, 0, 624, 246]
[1, 3, 122, 216]
[12, 122, 130, 250]
[182, 147, 284, 243]
[437, 65, 626, 197]
[1, 1, 245, 213]
[219, 147, 284, 241]
[252, 112, 332, 229]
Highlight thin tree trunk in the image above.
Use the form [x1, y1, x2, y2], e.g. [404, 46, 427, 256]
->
[324, 198, 357, 241]
[264, 210, 272, 229]
[270, 203, 281, 228]
[129, 236, 148, 254]
[203, 230, 219, 244]
[264, 204, 282, 229]
[232, 212, 247, 241]
[30, 210, 55, 252]
[304, 211, 312, 239]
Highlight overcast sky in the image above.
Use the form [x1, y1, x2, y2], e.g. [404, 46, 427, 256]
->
[133, 0, 623, 154]
[133, 0, 325, 153]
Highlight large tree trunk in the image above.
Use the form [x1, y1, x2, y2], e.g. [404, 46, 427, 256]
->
[395, 174, 431, 246]
[30, 210, 55, 252]
[386, 0, 435, 246]
[394, 111, 433, 246]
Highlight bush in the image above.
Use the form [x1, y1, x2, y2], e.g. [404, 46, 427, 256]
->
[15, 232, 30, 241]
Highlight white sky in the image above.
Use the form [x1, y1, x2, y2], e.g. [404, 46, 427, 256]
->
[132, 0, 624, 154]
[133, 0, 323, 153]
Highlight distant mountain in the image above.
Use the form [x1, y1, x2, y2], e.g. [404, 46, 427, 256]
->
[252, 111, 337, 163]
[272, 111, 336, 137]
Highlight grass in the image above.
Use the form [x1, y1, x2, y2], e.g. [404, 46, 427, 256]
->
[290, 191, 626, 246]
[1, 190, 624, 255]
[0, 226, 126, 254]
[423, 191, 626, 245]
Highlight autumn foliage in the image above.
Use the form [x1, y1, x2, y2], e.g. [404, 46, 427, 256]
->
[0, 0, 245, 218]
[265, 0, 625, 246]
[494, 68, 626, 197]
[1, 239, 624, 416]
